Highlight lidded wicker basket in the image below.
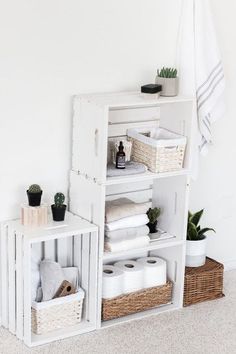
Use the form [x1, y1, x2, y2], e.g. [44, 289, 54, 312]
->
[127, 127, 186, 173]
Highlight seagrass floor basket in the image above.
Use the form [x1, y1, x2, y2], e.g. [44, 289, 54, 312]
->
[102, 280, 172, 321]
[184, 257, 224, 307]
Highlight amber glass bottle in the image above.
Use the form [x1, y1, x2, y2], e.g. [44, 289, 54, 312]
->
[116, 141, 126, 169]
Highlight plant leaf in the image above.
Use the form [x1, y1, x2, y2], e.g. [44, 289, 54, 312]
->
[198, 227, 215, 236]
[187, 222, 198, 240]
[190, 209, 204, 226]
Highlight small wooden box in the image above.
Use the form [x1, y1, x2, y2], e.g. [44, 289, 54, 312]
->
[21, 204, 48, 226]
[184, 257, 224, 307]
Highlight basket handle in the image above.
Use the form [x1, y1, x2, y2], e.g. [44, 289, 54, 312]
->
[165, 146, 178, 151]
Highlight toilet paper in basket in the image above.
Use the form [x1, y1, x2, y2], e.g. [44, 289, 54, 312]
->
[114, 260, 144, 294]
[102, 265, 124, 299]
[136, 256, 166, 288]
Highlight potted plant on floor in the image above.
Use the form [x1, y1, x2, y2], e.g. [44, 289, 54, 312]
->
[155, 67, 179, 96]
[51, 192, 67, 221]
[186, 209, 215, 267]
[147, 207, 161, 234]
[27, 184, 43, 207]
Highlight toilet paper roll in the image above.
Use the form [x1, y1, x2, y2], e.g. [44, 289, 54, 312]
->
[136, 256, 166, 289]
[114, 260, 144, 294]
[102, 265, 124, 299]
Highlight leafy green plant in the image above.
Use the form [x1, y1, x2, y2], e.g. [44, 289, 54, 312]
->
[158, 67, 178, 78]
[187, 209, 215, 241]
[147, 207, 161, 224]
[54, 192, 65, 208]
[28, 184, 42, 193]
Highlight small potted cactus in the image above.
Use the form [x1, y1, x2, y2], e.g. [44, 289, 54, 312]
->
[51, 192, 67, 221]
[146, 207, 161, 234]
[27, 184, 42, 207]
[155, 67, 179, 97]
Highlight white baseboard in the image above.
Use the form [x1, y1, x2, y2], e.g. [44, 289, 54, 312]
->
[224, 259, 236, 271]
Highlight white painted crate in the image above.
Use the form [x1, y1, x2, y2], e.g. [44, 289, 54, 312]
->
[0, 212, 98, 347]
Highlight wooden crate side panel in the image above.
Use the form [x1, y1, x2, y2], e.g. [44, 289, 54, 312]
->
[1, 223, 9, 328]
[152, 175, 189, 241]
[159, 101, 194, 171]
[72, 97, 108, 183]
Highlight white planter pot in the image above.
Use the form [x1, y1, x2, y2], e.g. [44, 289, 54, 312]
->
[186, 237, 207, 267]
[155, 77, 179, 97]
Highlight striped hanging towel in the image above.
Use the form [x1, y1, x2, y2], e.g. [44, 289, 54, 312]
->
[177, 0, 225, 159]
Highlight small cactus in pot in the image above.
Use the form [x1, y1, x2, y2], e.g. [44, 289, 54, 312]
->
[51, 192, 67, 221]
[27, 184, 43, 206]
[147, 207, 161, 233]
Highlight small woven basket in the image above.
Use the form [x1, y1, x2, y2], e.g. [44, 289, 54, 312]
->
[184, 257, 224, 307]
[102, 281, 172, 321]
[31, 289, 84, 335]
[127, 127, 186, 173]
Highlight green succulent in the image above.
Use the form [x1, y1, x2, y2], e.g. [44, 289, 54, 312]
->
[28, 184, 42, 193]
[54, 192, 65, 208]
[187, 209, 215, 241]
[158, 67, 178, 78]
[147, 207, 161, 224]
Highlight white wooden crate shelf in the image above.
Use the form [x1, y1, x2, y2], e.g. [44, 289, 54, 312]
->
[1, 212, 98, 347]
[101, 302, 178, 329]
[70, 91, 194, 329]
[105, 169, 189, 186]
[103, 238, 184, 262]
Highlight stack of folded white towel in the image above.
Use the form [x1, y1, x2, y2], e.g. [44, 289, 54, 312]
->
[104, 198, 151, 252]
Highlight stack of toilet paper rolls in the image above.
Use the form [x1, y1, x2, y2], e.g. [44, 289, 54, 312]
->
[102, 256, 167, 299]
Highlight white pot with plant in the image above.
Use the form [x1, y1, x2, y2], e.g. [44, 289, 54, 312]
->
[186, 209, 215, 267]
[155, 67, 179, 96]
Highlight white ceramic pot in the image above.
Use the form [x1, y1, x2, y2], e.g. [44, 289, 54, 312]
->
[186, 237, 207, 267]
[155, 77, 179, 97]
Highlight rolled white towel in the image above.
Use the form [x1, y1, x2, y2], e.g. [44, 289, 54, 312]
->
[105, 214, 149, 232]
[104, 235, 150, 253]
[105, 225, 150, 241]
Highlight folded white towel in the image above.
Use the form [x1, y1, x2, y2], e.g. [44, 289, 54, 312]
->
[105, 198, 151, 223]
[105, 214, 149, 232]
[105, 225, 150, 241]
[104, 236, 150, 253]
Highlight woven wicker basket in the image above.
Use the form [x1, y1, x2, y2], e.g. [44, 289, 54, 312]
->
[184, 257, 224, 307]
[102, 281, 172, 321]
[31, 289, 84, 335]
[127, 127, 186, 173]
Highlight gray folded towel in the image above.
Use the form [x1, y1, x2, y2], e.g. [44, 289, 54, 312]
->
[40, 260, 79, 301]
[40, 260, 65, 301]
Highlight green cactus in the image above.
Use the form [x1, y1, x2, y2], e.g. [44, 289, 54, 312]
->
[28, 184, 42, 193]
[147, 207, 161, 224]
[158, 67, 178, 79]
[54, 192, 65, 208]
